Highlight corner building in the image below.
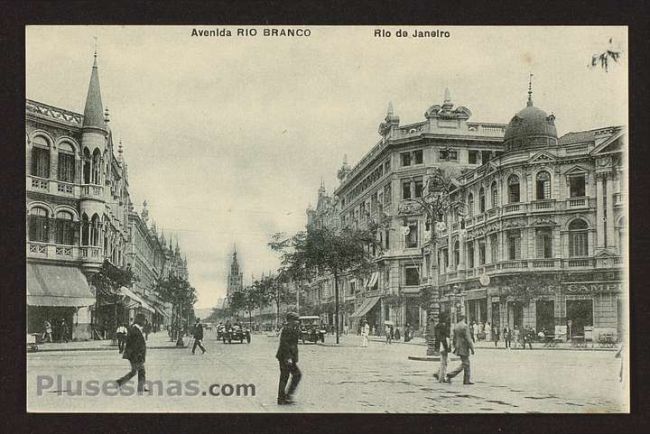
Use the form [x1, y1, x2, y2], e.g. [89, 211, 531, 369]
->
[434, 92, 626, 342]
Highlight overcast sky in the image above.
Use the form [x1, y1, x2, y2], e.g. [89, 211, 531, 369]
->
[26, 26, 627, 308]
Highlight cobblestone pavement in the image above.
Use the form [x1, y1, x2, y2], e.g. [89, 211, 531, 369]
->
[27, 331, 628, 413]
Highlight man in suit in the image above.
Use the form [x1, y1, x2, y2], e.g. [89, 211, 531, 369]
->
[116, 313, 148, 392]
[192, 318, 206, 354]
[276, 312, 302, 405]
[433, 314, 451, 383]
[446, 314, 475, 385]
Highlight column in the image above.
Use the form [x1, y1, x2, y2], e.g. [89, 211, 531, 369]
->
[458, 233, 466, 270]
[606, 174, 616, 250]
[596, 174, 605, 249]
[447, 229, 453, 272]
[486, 235, 492, 264]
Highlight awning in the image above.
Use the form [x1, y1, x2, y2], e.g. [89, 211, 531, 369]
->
[27, 263, 95, 307]
[465, 288, 487, 301]
[154, 305, 170, 318]
[349, 296, 380, 318]
[365, 272, 379, 289]
[119, 286, 155, 313]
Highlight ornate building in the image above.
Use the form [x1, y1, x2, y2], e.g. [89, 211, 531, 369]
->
[26, 52, 132, 340]
[26, 52, 191, 340]
[432, 89, 625, 342]
[302, 87, 626, 342]
[225, 247, 243, 305]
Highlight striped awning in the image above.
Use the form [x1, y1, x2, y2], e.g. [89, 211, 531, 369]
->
[350, 296, 380, 318]
[119, 286, 155, 313]
[27, 263, 96, 307]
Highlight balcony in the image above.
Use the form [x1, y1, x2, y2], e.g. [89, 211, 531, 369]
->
[474, 214, 485, 224]
[56, 182, 74, 195]
[567, 197, 589, 209]
[532, 199, 556, 212]
[486, 208, 498, 220]
[81, 184, 104, 199]
[501, 259, 528, 269]
[503, 203, 523, 214]
[30, 177, 49, 192]
[28, 242, 49, 257]
[80, 246, 102, 260]
[28, 242, 80, 261]
[529, 258, 556, 268]
[565, 258, 594, 268]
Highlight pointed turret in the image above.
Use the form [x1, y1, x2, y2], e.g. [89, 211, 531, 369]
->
[82, 50, 106, 130]
[527, 72, 534, 107]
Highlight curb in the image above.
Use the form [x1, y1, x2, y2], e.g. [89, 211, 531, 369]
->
[28, 345, 187, 354]
[368, 338, 616, 352]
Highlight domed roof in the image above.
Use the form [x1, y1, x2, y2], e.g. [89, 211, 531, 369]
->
[504, 102, 557, 142]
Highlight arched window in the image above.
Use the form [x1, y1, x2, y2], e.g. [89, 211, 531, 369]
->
[536, 171, 551, 200]
[479, 187, 486, 213]
[31, 136, 50, 178]
[55, 211, 75, 245]
[81, 214, 90, 246]
[91, 149, 102, 185]
[491, 181, 498, 209]
[467, 193, 474, 217]
[28, 207, 49, 242]
[83, 148, 91, 184]
[57, 142, 76, 183]
[453, 240, 460, 269]
[568, 219, 589, 257]
[90, 214, 101, 246]
[508, 175, 520, 203]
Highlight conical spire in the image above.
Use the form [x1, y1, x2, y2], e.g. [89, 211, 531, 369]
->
[527, 73, 534, 107]
[83, 46, 106, 129]
[444, 87, 451, 104]
[387, 101, 394, 116]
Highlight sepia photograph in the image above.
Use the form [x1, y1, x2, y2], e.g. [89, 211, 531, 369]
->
[24, 25, 628, 413]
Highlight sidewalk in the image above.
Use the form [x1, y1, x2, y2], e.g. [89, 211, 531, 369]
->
[31, 331, 189, 353]
[367, 336, 617, 352]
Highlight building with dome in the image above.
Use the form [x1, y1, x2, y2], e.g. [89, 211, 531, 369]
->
[301, 84, 626, 343]
[432, 85, 626, 343]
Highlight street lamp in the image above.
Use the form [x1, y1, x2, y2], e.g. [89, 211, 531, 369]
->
[398, 168, 469, 358]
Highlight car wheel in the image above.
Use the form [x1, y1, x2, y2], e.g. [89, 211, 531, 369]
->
[321, 335, 325, 343]
[247, 335, 251, 344]
[228, 338, 231, 344]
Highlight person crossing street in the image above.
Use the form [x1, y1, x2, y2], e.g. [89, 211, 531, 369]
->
[276, 312, 302, 405]
[192, 318, 207, 355]
[446, 314, 475, 385]
[116, 313, 148, 393]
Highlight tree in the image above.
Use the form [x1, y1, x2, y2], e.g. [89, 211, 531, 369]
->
[154, 274, 197, 346]
[270, 226, 380, 344]
[254, 274, 291, 330]
[92, 259, 137, 341]
[590, 37, 623, 72]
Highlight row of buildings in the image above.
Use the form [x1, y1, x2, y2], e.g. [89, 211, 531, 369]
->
[302, 86, 625, 343]
[26, 53, 189, 341]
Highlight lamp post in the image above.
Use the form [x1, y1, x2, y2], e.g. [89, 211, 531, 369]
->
[399, 168, 468, 358]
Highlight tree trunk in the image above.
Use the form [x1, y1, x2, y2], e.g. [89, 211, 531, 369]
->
[426, 238, 440, 356]
[334, 270, 340, 345]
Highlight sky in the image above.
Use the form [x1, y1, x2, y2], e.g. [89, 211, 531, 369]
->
[26, 26, 627, 308]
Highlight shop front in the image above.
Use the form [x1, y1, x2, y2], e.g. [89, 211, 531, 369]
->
[27, 262, 96, 341]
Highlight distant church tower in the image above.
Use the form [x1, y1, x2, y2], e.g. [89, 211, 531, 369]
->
[227, 246, 243, 299]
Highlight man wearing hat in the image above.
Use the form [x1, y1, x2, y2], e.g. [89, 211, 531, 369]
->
[446, 313, 475, 385]
[276, 311, 302, 405]
[117, 313, 148, 392]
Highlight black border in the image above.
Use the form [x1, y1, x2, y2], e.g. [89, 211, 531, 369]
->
[2, 1, 649, 433]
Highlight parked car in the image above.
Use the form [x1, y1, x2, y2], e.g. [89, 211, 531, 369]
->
[27, 333, 39, 352]
[299, 316, 326, 344]
[222, 324, 251, 344]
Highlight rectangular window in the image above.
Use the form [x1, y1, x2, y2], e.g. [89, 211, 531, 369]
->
[508, 230, 521, 260]
[536, 228, 553, 258]
[32, 147, 50, 178]
[385, 229, 390, 249]
[569, 175, 586, 197]
[481, 151, 492, 164]
[384, 183, 392, 206]
[468, 150, 479, 164]
[414, 149, 423, 164]
[440, 148, 458, 161]
[479, 241, 486, 265]
[29, 215, 49, 242]
[402, 180, 411, 199]
[490, 234, 498, 263]
[400, 152, 411, 166]
[570, 232, 588, 257]
[405, 266, 420, 286]
[406, 222, 418, 248]
[57, 152, 75, 183]
[414, 178, 424, 198]
[55, 220, 75, 245]
[467, 242, 475, 268]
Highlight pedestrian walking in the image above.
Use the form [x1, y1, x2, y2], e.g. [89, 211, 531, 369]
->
[59, 319, 69, 343]
[404, 323, 411, 342]
[42, 320, 53, 343]
[116, 323, 128, 353]
[513, 326, 520, 349]
[192, 318, 207, 355]
[144, 320, 151, 341]
[471, 321, 479, 343]
[276, 312, 302, 405]
[446, 314, 475, 385]
[116, 313, 148, 393]
[503, 326, 511, 349]
[523, 325, 533, 349]
[492, 325, 500, 347]
[433, 316, 451, 383]
[385, 324, 392, 344]
[360, 320, 370, 347]
[485, 322, 492, 342]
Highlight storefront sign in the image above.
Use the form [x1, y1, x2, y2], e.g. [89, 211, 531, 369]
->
[565, 283, 621, 294]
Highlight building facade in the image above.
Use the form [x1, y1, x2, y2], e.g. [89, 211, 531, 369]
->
[225, 248, 243, 306]
[26, 53, 190, 340]
[301, 88, 626, 341]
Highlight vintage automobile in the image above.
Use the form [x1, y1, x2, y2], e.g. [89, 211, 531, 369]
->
[216, 324, 226, 341]
[299, 316, 326, 344]
[222, 323, 251, 344]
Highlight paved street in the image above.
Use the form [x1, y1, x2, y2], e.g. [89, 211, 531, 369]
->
[27, 330, 627, 413]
